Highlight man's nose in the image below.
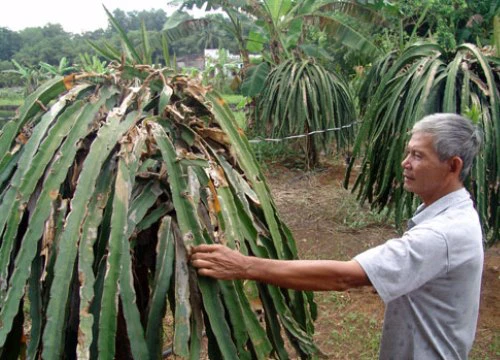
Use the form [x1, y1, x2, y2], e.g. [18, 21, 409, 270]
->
[401, 155, 410, 168]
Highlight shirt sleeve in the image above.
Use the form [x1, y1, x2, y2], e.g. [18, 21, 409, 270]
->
[354, 227, 449, 303]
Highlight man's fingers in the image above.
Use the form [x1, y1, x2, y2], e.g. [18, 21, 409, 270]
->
[189, 244, 218, 260]
[191, 244, 222, 254]
[190, 250, 217, 263]
[192, 259, 221, 279]
[191, 258, 213, 269]
[197, 268, 215, 278]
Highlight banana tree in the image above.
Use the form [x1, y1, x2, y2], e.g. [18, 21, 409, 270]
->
[39, 56, 77, 76]
[176, 1, 381, 167]
[346, 42, 500, 244]
[0, 65, 319, 359]
[178, 0, 385, 64]
[5, 59, 46, 96]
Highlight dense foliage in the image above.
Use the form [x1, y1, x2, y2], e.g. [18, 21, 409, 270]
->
[346, 42, 499, 243]
[0, 66, 318, 359]
[392, 0, 498, 51]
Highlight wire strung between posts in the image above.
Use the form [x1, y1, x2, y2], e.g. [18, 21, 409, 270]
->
[248, 121, 359, 143]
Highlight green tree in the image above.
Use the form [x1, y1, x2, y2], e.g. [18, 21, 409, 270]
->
[107, 8, 168, 32]
[0, 60, 22, 87]
[171, 1, 256, 67]
[197, 13, 241, 52]
[178, 0, 387, 67]
[377, 0, 499, 51]
[177, 1, 369, 167]
[0, 28, 21, 61]
[14, 24, 77, 65]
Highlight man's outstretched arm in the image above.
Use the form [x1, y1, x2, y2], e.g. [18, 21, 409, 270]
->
[190, 244, 370, 291]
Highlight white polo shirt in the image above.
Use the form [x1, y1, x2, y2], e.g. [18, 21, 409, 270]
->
[355, 188, 483, 359]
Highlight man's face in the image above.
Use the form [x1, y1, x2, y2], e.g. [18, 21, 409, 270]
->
[401, 132, 452, 205]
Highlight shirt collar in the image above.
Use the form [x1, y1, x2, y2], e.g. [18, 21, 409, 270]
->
[410, 188, 471, 227]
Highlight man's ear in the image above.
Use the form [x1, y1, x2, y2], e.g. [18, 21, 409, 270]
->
[449, 156, 463, 176]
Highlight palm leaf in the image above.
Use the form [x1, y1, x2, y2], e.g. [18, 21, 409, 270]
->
[314, 11, 382, 57]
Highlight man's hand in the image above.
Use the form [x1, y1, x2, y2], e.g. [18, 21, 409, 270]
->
[191, 244, 370, 291]
[190, 244, 250, 280]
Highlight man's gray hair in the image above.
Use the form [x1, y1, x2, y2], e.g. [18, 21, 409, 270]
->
[412, 113, 482, 181]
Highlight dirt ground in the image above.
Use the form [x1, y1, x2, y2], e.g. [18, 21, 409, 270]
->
[264, 160, 500, 359]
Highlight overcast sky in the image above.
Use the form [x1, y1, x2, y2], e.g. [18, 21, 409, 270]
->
[0, 1, 208, 33]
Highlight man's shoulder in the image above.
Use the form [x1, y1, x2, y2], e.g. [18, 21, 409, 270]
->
[416, 189, 480, 234]
[411, 201, 483, 269]
[421, 204, 480, 235]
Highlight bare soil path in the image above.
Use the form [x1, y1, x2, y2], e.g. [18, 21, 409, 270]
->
[265, 161, 500, 359]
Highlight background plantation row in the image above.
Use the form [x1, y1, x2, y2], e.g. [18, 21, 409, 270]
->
[0, 1, 498, 358]
[2, 0, 497, 243]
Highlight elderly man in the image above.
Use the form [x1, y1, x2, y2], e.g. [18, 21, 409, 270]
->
[190, 113, 484, 359]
